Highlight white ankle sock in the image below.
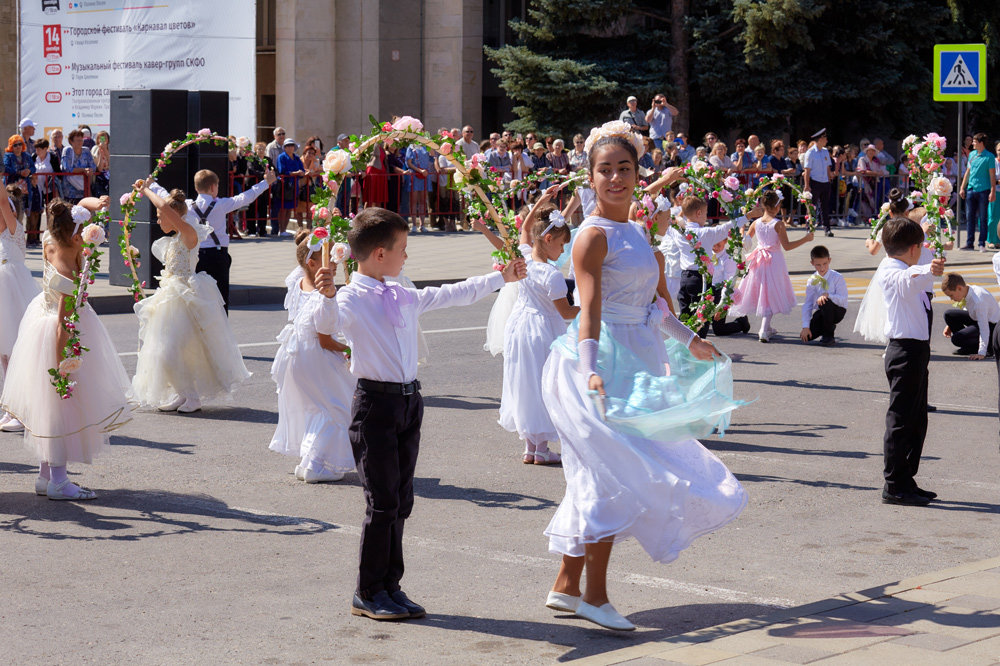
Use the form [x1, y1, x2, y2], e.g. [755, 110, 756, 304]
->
[39, 462, 51, 481]
[760, 315, 772, 335]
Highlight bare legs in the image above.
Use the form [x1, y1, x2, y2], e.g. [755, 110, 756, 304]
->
[551, 538, 614, 607]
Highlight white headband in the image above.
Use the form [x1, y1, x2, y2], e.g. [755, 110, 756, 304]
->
[71, 205, 91, 235]
[540, 209, 566, 238]
[654, 194, 670, 213]
[306, 238, 323, 261]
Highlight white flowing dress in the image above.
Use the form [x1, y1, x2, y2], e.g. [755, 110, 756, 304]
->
[0, 247, 132, 465]
[542, 216, 746, 562]
[498, 244, 569, 443]
[132, 224, 250, 406]
[269, 273, 356, 474]
[0, 221, 40, 357]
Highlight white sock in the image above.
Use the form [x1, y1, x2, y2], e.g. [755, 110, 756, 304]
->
[760, 315, 772, 335]
[39, 462, 51, 481]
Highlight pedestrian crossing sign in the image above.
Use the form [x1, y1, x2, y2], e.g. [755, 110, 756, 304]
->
[934, 44, 986, 101]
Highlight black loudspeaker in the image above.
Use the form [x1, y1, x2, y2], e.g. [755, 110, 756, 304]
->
[110, 90, 189, 156]
[195, 154, 232, 198]
[187, 91, 229, 154]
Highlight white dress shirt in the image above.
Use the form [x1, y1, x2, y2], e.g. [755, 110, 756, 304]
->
[150, 180, 270, 249]
[333, 271, 505, 383]
[710, 249, 737, 286]
[960, 284, 1000, 356]
[992, 251, 1000, 287]
[876, 258, 936, 341]
[801, 269, 848, 327]
[676, 217, 748, 272]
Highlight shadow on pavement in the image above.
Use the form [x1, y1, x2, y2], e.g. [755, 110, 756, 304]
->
[418, 601, 777, 662]
[736, 378, 889, 395]
[110, 435, 196, 455]
[735, 473, 879, 492]
[173, 406, 278, 424]
[415, 477, 557, 511]
[722, 422, 848, 439]
[422, 395, 501, 411]
[706, 437, 876, 461]
[0, 489, 337, 541]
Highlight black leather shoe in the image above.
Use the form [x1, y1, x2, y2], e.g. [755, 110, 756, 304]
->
[351, 591, 410, 620]
[915, 487, 938, 500]
[820, 336, 835, 346]
[390, 590, 426, 618]
[825, 230, 834, 237]
[881, 489, 931, 506]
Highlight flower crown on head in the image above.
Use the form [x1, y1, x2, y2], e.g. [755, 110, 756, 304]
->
[583, 120, 645, 159]
[71, 204, 92, 234]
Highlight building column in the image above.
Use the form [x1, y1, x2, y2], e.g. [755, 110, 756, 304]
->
[276, 0, 338, 145]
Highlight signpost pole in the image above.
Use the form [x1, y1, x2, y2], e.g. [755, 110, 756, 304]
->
[956, 100, 963, 248]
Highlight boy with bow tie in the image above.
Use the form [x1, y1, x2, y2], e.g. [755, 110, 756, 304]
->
[326, 207, 526, 620]
[800, 245, 848, 346]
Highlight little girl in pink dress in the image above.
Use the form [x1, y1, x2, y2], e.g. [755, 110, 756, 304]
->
[731, 190, 814, 342]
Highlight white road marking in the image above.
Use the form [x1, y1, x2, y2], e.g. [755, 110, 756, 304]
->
[422, 325, 487, 335]
[231, 505, 796, 608]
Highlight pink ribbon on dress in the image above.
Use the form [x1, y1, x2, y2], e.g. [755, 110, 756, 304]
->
[744, 246, 773, 272]
[373, 282, 415, 328]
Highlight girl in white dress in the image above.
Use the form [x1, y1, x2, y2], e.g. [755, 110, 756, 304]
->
[499, 199, 579, 464]
[541, 123, 746, 631]
[0, 198, 133, 500]
[269, 229, 355, 483]
[0, 192, 41, 432]
[132, 184, 250, 413]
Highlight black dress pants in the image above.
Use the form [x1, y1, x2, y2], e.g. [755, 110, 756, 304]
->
[679, 269, 709, 337]
[811, 180, 832, 232]
[349, 387, 424, 599]
[943, 308, 996, 355]
[883, 339, 930, 494]
[196, 247, 232, 313]
[809, 300, 847, 340]
[711, 285, 748, 336]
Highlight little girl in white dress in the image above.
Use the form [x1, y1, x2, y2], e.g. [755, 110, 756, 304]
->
[132, 184, 250, 413]
[269, 229, 355, 483]
[0, 198, 133, 500]
[0, 193, 41, 432]
[498, 202, 578, 464]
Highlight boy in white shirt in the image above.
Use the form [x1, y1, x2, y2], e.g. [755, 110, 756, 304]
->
[799, 245, 849, 346]
[327, 207, 526, 621]
[709, 238, 750, 336]
[940, 273, 1000, 359]
[875, 218, 944, 507]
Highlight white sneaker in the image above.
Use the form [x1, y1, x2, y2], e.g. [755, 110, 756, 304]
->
[177, 397, 202, 413]
[546, 591, 581, 613]
[0, 412, 11, 427]
[302, 467, 345, 484]
[574, 600, 636, 631]
[157, 395, 185, 412]
[1, 418, 25, 432]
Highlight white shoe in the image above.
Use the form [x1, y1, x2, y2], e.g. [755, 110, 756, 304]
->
[546, 591, 581, 613]
[35, 476, 48, 495]
[1, 418, 25, 432]
[0, 412, 11, 427]
[177, 398, 202, 413]
[302, 467, 345, 484]
[46, 478, 97, 501]
[574, 600, 636, 631]
[157, 395, 185, 412]
[294, 464, 306, 481]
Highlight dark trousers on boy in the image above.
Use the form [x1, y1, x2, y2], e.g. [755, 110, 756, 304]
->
[679, 269, 708, 337]
[808, 300, 846, 341]
[883, 339, 929, 495]
[711, 285, 749, 336]
[943, 308, 996, 355]
[993, 324, 1000, 441]
[196, 247, 232, 313]
[349, 381, 423, 600]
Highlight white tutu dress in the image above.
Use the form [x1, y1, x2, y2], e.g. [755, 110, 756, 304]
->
[542, 216, 746, 562]
[132, 223, 250, 407]
[498, 244, 569, 443]
[0, 249, 133, 465]
[0, 221, 40, 357]
[269, 270, 355, 474]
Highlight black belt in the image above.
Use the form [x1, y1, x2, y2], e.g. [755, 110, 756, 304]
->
[199, 246, 229, 253]
[358, 378, 421, 395]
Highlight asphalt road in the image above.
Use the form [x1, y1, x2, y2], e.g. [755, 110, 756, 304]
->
[1, 288, 999, 664]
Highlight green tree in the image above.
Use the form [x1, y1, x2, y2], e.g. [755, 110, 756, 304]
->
[485, 0, 672, 137]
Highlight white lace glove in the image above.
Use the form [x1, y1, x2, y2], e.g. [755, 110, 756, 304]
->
[661, 310, 696, 347]
[578, 338, 599, 379]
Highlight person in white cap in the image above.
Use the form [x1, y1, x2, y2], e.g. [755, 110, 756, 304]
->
[618, 96, 648, 135]
[19, 118, 36, 154]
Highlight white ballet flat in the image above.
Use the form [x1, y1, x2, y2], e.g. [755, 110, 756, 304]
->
[0, 412, 11, 427]
[574, 601, 636, 631]
[177, 398, 202, 413]
[1, 418, 25, 432]
[35, 476, 48, 496]
[294, 464, 306, 481]
[302, 467, 345, 484]
[46, 479, 97, 501]
[546, 591, 581, 613]
[157, 395, 185, 412]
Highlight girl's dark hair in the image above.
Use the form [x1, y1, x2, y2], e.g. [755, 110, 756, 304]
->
[294, 228, 313, 272]
[762, 190, 781, 210]
[46, 198, 76, 246]
[587, 135, 639, 175]
[6, 184, 23, 218]
[166, 189, 188, 217]
[887, 187, 909, 217]
[531, 203, 570, 243]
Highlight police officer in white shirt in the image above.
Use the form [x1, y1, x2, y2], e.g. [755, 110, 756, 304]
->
[802, 128, 835, 237]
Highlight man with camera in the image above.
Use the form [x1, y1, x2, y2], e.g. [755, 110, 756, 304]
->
[646, 94, 679, 152]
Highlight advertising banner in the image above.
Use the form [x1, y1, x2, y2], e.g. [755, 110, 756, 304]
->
[20, 0, 256, 137]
